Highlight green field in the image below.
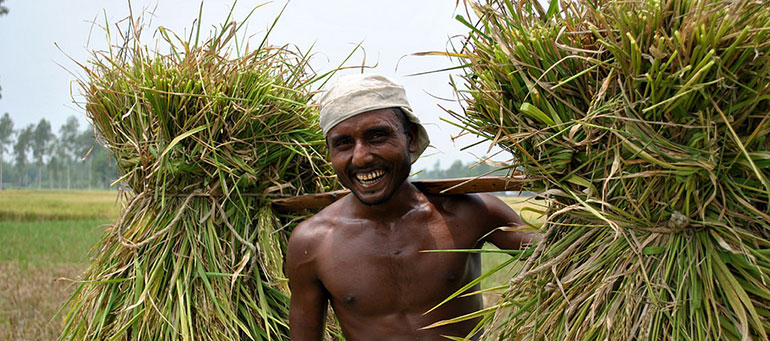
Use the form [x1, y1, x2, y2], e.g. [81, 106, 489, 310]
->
[0, 190, 118, 340]
[0, 190, 543, 339]
[0, 220, 109, 265]
[0, 190, 120, 221]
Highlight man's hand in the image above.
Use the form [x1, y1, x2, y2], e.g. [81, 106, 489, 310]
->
[478, 193, 538, 250]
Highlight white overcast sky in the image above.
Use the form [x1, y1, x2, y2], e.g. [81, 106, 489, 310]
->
[0, 0, 510, 171]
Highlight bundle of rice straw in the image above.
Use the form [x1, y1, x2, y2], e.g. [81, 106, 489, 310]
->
[60, 8, 340, 340]
[448, 0, 770, 339]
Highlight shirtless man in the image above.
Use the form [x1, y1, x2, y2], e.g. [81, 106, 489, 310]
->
[286, 74, 533, 340]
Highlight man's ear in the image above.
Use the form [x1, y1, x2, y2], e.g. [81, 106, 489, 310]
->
[407, 122, 418, 153]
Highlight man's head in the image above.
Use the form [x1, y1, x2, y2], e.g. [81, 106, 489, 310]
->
[319, 74, 429, 163]
[319, 74, 430, 205]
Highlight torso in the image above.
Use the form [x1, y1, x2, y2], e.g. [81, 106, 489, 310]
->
[308, 191, 490, 340]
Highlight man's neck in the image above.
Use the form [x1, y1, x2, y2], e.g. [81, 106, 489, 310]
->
[349, 180, 424, 220]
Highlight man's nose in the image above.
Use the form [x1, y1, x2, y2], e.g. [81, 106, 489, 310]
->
[351, 141, 372, 166]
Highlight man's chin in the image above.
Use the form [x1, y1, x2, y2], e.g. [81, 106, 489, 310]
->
[350, 187, 393, 206]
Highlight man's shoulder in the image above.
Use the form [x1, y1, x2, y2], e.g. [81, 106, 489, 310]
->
[423, 191, 516, 228]
[424, 191, 488, 214]
[290, 213, 331, 244]
[287, 204, 337, 270]
[289, 194, 350, 244]
[435, 191, 508, 207]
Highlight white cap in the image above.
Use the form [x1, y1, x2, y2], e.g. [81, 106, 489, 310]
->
[319, 74, 430, 164]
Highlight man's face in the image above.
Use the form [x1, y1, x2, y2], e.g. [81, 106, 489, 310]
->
[326, 108, 416, 206]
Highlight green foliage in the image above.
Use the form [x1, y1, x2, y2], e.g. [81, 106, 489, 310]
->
[60, 5, 340, 340]
[0, 113, 13, 189]
[58, 117, 80, 189]
[31, 119, 51, 164]
[0, 115, 120, 189]
[450, 0, 770, 339]
[13, 124, 32, 186]
[31, 119, 53, 188]
[0, 113, 12, 153]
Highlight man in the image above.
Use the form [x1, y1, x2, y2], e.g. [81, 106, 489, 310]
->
[286, 74, 533, 340]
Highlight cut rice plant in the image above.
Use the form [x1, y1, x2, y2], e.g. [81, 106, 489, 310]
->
[59, 5, 340, 340]
[444, 0, 770, 339]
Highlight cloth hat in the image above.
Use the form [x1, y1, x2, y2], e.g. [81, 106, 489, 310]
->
[319, 74, 430, 164]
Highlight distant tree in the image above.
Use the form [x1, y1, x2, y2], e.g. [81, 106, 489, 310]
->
[59, 116, 80, 189]
[0, 113, 13, 189]
[77, 128, 96, 189]
[32, 119, 53, 189]
[91, 145, 118, 189]
[14, 125, 32, 187]
[48, 149, 60, 188]
[412, 159, 508, 180]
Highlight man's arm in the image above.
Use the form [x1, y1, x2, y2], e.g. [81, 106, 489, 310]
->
[477, 193, 538, 250]
[286, 222, 328, 340]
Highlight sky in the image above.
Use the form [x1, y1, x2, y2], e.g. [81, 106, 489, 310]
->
[0, 0, 509, 172]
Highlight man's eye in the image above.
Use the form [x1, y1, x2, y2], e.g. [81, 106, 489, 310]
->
[370, 132, 387, 141]
[333, 139, 352, 148]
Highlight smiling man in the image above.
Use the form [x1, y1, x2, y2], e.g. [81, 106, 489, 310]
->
[286, 74, 533, 340]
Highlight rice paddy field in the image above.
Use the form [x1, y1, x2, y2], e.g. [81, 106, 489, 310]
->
[0, 190, 120, 221]
[0, 189, 539, 340]
[0, 190, 119, 340]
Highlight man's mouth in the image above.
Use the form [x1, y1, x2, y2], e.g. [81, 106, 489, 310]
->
[354, 169, 385, 187]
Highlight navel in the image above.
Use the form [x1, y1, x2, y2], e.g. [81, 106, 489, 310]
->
[343, 294, 356, 304]
[392, 249, 401, 255]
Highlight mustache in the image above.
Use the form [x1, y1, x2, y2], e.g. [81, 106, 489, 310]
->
[346, 164, 388, 174]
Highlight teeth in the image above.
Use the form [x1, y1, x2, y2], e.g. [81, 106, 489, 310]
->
[355, 170, 384, 183]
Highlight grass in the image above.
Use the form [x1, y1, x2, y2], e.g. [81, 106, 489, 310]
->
[0, 190, 120, 221]
[0, 190, 115, 341]
[0, 219, 109, 265]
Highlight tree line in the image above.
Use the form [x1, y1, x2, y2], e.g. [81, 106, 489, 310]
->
[0, 113, 117, 190]
[412, 159, 510, 180]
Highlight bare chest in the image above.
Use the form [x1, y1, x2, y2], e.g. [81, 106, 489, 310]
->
[315, 217, 482, 316]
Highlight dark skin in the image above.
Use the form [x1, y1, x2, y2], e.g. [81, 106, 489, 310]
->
[286, 109, 532, 340]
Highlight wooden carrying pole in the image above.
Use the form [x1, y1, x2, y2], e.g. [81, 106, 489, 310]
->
[271, 175, 525, 212]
